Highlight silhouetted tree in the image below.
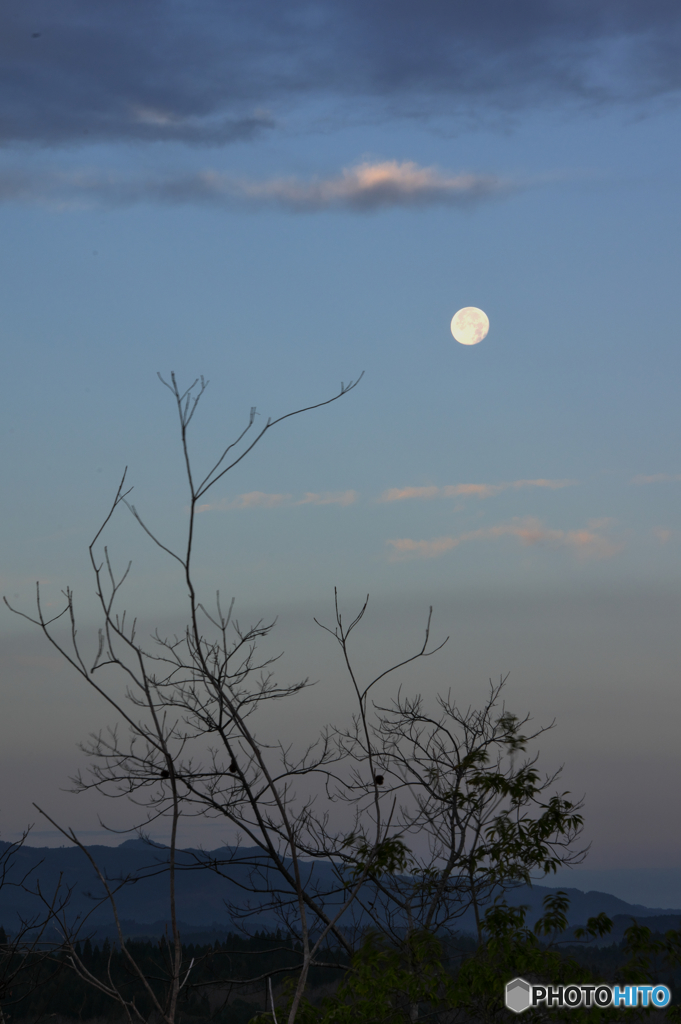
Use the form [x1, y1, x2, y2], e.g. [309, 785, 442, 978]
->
[6, 371, 391, 1024]
[5, 371, 588, 1024]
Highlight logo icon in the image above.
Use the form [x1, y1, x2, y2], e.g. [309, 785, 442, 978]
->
[506, 978, 532, 1014]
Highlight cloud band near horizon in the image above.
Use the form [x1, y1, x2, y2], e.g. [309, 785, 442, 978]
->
[196, 490, 358, 512]
[631, 473, 681, 485]
[380, 478, 576, 502]
[0, 161, 507, 212]
[388, 517, 621, 561]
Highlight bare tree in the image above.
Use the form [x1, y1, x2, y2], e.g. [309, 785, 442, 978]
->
[6, 371, 416, 1024]
[4, 371, 586, 1024]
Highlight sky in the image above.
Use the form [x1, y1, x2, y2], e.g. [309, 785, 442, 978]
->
[2, 0, 681, 907]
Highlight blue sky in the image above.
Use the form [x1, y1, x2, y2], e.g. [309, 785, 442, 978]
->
[2, 0, 681, 905]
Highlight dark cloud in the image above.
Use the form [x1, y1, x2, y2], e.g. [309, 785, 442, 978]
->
[2, 0, 681, 147]
[0, 160, 510, 211]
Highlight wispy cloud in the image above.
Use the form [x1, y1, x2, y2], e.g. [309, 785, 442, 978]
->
[297, 491, 358, 506]
[631, 473, 681, 485]
[652, 527, 672, 544]
[379, 478, 576, 503]
[0, 161, 507, 212]
[387, 517, 621, 561]
[230, 161, 506, 211]
[196, 490, 357, 512]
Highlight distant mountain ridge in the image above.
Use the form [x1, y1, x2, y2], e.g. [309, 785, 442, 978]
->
[1, 839, 680, 939]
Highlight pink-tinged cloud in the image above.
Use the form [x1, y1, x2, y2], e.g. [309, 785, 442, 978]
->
[631, 473, 681, 485]
[196, 492, 292, 512]
[224, 160, 506, 211]
[443, 483, 501, 498]
[380, 486, 442, 502]
[653, 527, 672, 544]
[195, 490, 357, 512]
[0, 161, 509, 213]
[297, 490, 358, 506]
[388, 536, 463, 558]
[508, 478, 575, 491]
[379, 478, 576, 502]
[387, 517, 621, 561]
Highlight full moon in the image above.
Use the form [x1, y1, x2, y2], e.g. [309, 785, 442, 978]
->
[450, 307, 489, 346]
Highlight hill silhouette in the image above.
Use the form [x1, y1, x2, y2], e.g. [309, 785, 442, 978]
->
[2, 839, 680, 940]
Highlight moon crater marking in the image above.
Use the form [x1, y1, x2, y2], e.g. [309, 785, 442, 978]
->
[451, 307, 489, 346]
